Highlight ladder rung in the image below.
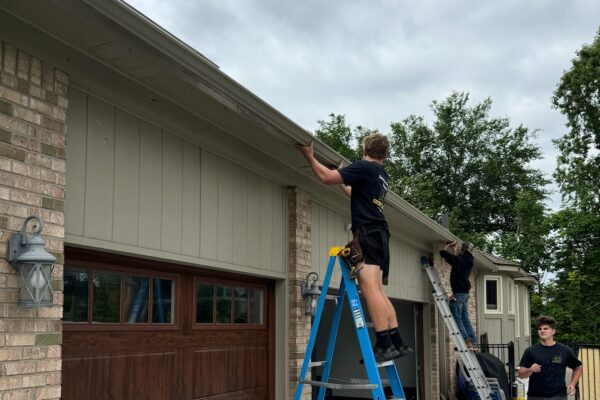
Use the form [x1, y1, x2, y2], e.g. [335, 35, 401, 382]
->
[308, 361, 327, 367]
[301, 379, 378, 390]
[378, 360, 394, 367]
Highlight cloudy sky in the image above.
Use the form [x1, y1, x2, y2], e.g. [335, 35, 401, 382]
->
[127, 0, 599, 209]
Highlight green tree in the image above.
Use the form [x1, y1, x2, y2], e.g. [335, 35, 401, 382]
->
[552, 28, 600, 212]
[534, 27, 600, 342]
[537, 209, 600, 342]
[388, 92, 548, 249]
[495, 190, 552, 277]
[314, 114, 366, 162]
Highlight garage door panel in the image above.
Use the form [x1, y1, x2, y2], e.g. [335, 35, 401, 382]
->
[63, 355, 111, 400]
[109, 352, 178, 400]
[193, 347, 267, 398]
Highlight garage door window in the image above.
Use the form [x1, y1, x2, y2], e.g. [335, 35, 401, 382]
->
[63, 266, 175, 325]
[93, 271, 121, 323]
[195, 281, 265, 326]
[63, 268, 89, 322]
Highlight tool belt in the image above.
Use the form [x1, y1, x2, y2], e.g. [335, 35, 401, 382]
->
[339, 222, 389, 280]
[339, 231, 363, 279]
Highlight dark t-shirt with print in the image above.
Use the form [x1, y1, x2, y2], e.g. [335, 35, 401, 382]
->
[338, 160, 389, 229]
[519, 342, 582, 398]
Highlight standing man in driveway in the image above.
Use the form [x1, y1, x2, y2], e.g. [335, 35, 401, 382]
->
[519, 315, 583, 400]
[440, 241, 477, 348]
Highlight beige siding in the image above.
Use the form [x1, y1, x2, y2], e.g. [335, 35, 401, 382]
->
[65, 88, 286, 276]
[478, 273, 533, 352]
[311, 201, 429, 302]
[387, 238, 429, 302]
[311, 202, 350, 288]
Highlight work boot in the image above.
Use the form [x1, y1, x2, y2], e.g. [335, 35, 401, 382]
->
[395, 345, 414, 358]
[374, 345, 401, 363]
[360, 346, 400, 364]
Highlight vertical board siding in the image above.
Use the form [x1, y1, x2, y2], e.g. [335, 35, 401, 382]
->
[200, 149, 218, 260]
[113, 110, 140, 246]
[259, 178, 274, 271]
[217, 157, 234, 264]
[84, 96, 114, 241]
[181, 143, 201, 258]
[232, 163, 248, 266]
[246, 171, 262, 268]
[66, 91, 285, 274]
[161, 133, 183, 253]
[65, 88, 87, 236]
[138, 121, 162, 250]
[311, 202, 349, 288]
[311, 201, 428, 302]
[271, 186, 284, 273]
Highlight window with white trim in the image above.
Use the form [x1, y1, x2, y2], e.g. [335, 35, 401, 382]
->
[515, 285, 520, 337]
[508, 280, 515, 314]
[524, 288, 531, 337]
[484, 276, 503, 314]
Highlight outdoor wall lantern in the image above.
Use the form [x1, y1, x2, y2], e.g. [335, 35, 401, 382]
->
[301, 272, 321, 316]
[6, 216, 56, 307]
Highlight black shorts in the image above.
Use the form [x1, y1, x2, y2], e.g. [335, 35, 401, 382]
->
[356, 224, 390, 283]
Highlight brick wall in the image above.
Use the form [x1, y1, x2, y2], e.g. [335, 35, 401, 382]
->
[0, 41, 67, 400]
[287, 188, 312, 400]
[429, 300, 441, 400]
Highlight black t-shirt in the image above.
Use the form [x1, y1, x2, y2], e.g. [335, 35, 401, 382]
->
[519, 342, 582, 398]
[439, 250, 473, 293]
[338, 160, 389, 229]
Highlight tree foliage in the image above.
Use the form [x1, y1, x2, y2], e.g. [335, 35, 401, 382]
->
[315, 93, 549, 251]
[314, 114, 368, 162]
[388, 92, 548, 248]
[552, 28, 600, 212]
[532, 28, 600, 342]
[535, 209, 600, 342]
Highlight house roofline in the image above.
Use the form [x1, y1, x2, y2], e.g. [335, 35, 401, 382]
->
[83, 0, 499, 271]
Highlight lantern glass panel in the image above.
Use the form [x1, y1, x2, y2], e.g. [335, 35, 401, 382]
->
[18, 262, 53, 307]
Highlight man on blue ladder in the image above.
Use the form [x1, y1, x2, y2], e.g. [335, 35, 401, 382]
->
[297, 132, 412, 363]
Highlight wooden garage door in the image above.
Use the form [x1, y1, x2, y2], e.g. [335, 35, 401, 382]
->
[62, 248, 275, 400]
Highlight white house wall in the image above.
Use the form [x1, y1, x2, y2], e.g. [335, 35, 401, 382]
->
[311, 201, 429, 302]
[65, 88, 286, 277]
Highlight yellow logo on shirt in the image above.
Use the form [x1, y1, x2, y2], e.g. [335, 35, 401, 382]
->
[552, 355, 562, 363]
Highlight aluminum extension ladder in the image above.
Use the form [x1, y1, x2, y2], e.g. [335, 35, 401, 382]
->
[420, 256, 496, 400]
[294, 247, 407, 400]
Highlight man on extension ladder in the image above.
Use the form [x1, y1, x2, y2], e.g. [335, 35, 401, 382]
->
[440, 240, 478, 349]
[297, 132, 411, 362]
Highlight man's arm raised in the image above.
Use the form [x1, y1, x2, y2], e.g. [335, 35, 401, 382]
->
[297, 141, 344, 185]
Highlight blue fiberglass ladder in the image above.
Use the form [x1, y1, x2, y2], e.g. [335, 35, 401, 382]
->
[294, 246, 406, 400]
